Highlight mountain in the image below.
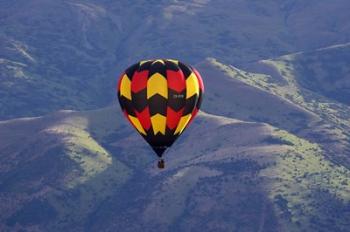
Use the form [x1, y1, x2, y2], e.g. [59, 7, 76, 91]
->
[1, 1, 350, 231]
[201, 57, 350, 167]
[1, 106, 349, 232]
[1, 0, 350, 119]
[262, 43, 350, 106]
[239, 43, 350, 167]
[1, 60, 350, 231]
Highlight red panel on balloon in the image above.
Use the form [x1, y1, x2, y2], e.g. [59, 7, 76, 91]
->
[167, 70, 186, 93]
[131, 70, 149, 93]
[135, 106, 151, 130]
[166, 107, 184, 130]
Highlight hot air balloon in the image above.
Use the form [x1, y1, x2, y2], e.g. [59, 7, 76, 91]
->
[117, 59, 204, 169]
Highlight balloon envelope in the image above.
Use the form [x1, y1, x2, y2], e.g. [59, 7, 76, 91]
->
[117, 59, 204, 157]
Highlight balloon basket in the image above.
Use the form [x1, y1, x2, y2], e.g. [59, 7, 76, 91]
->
[157, 159, 165, 169]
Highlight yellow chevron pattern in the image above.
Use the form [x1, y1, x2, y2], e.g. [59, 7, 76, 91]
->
[151, 114, 167, 135]
[186, 73, 199, 99]
[120, 74, 132, 100]
[167, 59, 179, 65]
[118, 59, 204, 158]
[128, 115, 146, 135]
[147, 73, 168, 99]
[174, 114, 192, 134]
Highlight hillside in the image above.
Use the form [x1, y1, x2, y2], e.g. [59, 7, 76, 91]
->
[1, 0, 350, 119]
[1, 1, 350, 231]
[1, 107, 349, 232]
[1, 57, 350, 231]
[198, 58, 350, 167]
[244, 43, 350, 167]
[263, 43, 350, 106]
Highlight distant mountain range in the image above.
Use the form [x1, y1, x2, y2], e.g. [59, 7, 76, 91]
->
[1, 1, 350, 232]
[1, 0, 350, 119]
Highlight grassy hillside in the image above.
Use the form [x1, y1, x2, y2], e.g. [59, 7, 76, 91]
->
[196, 59, 318, 131]
[1, 0, 350, 119]
[258, 45, 350, 167]
[0, 108, 131, 231]
[1, 106, 349, 231]
[0, 0, 121, 119]
[1, 1, 350, 231]
[203, 57, 350, 167]
[267, 43, 350, 105]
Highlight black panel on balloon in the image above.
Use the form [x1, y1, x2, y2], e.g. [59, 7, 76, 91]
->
[132, 89, 148, 112]
[183, 94, 198, 115]
[148, 94, 167, 116]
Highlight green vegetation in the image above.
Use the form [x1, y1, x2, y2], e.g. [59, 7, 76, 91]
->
[144, 166, 220, 226]
[208, 56, 350, 166]
[2, 0, 350, 120]
[263, 129, 350, 231]
[43, 112, 131, 229]
[1, 1, 350, 230]
[204, 55, 350, 231]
